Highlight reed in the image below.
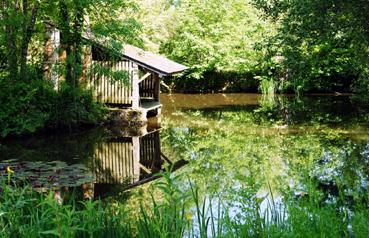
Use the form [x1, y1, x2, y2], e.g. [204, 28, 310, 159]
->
[2, 173, 369, 237]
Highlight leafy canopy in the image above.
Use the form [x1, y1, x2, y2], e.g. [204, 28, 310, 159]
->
[253, 0, 369, 93]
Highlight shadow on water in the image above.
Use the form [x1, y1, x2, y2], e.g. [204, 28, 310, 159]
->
[162, 93, 369, 127]
[0, 125, 188, 199]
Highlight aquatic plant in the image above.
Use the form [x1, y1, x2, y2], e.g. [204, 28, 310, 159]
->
[0, 160, 93, 189]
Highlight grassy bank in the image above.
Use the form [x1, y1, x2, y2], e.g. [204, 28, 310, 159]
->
[2, 171, 369, 238]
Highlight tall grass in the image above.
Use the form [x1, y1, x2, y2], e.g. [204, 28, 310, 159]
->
[2, 174, 369, 237]
[259, 77, 276, 95]
[0, 180, 131, 238]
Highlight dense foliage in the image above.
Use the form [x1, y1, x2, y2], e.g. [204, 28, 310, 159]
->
[0, 78, 54, 137]
[135, 0, 273, 92]
[0, 78, 105, 138]
[160, 0, 270, 77]
[252, 0, 369, 93]
[3, 167, 369, 237]
[134, 0, 369, 94]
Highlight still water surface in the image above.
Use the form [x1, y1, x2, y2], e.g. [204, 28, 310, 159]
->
[1, 94, 369, 205]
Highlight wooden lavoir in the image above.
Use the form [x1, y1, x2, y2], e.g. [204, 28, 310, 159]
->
[44, 23, 187, 122]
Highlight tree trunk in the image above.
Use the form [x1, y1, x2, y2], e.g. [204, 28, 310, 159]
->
[19, 1, 40, 81]
[4, 1, 19, 80]
[71, 2, 84, 88]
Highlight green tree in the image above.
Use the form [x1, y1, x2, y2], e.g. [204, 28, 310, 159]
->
[253, 0, 369, 93]
[0, 0, 140, 84]
[0, 0, 41, 81]
[160, 0, 273, 80]
[46, 0, 140, 87]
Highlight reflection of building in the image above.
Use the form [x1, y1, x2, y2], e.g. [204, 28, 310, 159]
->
[90, 129, 187, 198]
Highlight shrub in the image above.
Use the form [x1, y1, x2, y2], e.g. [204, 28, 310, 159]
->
[48, 83, 106, 129]
[0, 78, 106, 138]
[0, 78, 56, 138]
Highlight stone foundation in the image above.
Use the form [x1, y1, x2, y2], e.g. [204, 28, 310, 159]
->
[107, 108, 147, 127]
[105, 107, 161, 134]
[104, 108, 161, 137]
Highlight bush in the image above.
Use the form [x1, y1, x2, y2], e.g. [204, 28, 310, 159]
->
[0, 182, 131, 238]
[48, 83, 106, 129]
[0, 78, 56, 138]
[0, 78, 106, 138]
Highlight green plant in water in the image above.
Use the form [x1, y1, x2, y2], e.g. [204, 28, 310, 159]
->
[258, 76, 276, 95]
[137, 172, 189, 238]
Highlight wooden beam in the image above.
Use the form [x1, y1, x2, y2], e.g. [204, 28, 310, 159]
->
[132, 63, 140, 109]
[154, 73, 160, 101]
[139, 163, 152, 174]
[132, 137, 140, 182]
[138, 72, 151, 83]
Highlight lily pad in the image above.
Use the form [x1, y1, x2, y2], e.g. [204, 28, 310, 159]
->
[0, 160, 94, 190]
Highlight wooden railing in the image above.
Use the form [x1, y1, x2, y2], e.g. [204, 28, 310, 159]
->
[139, 72, 160, 101]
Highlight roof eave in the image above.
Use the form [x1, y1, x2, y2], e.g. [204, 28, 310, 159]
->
[123, 55, 188, 77]
[81, 34, 188, 76]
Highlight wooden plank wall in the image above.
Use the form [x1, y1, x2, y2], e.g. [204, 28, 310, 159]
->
[93, 141, 135, 184]
[89, 60, 135, 105]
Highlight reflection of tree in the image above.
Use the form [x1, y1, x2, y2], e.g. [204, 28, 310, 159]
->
[179, 95, 369, 128]
[289, 140, 369, 208]
[256, 95, 369, 126]
[1, 127, 106, 164]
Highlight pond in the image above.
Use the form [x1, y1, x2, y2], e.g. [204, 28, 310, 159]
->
[160, 93, 369, 228]
[1, 94, 369, 211]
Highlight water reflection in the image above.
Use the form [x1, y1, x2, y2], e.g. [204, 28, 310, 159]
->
[160, 93, 369, 223]
[161, 93, 369, 127]
[0, 127, 187, 198]
[91, 129, 187, 198]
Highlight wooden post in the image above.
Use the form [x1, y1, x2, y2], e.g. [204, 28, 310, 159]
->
[132, 137, 140, 182]
[132, 63, 140, 109]
[80, 45, 92, 85]
[80, 15, 92, 86]
[44, 23, 60, 90]
[153, 131, 161, 166]
[154, 73, 160, 102]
